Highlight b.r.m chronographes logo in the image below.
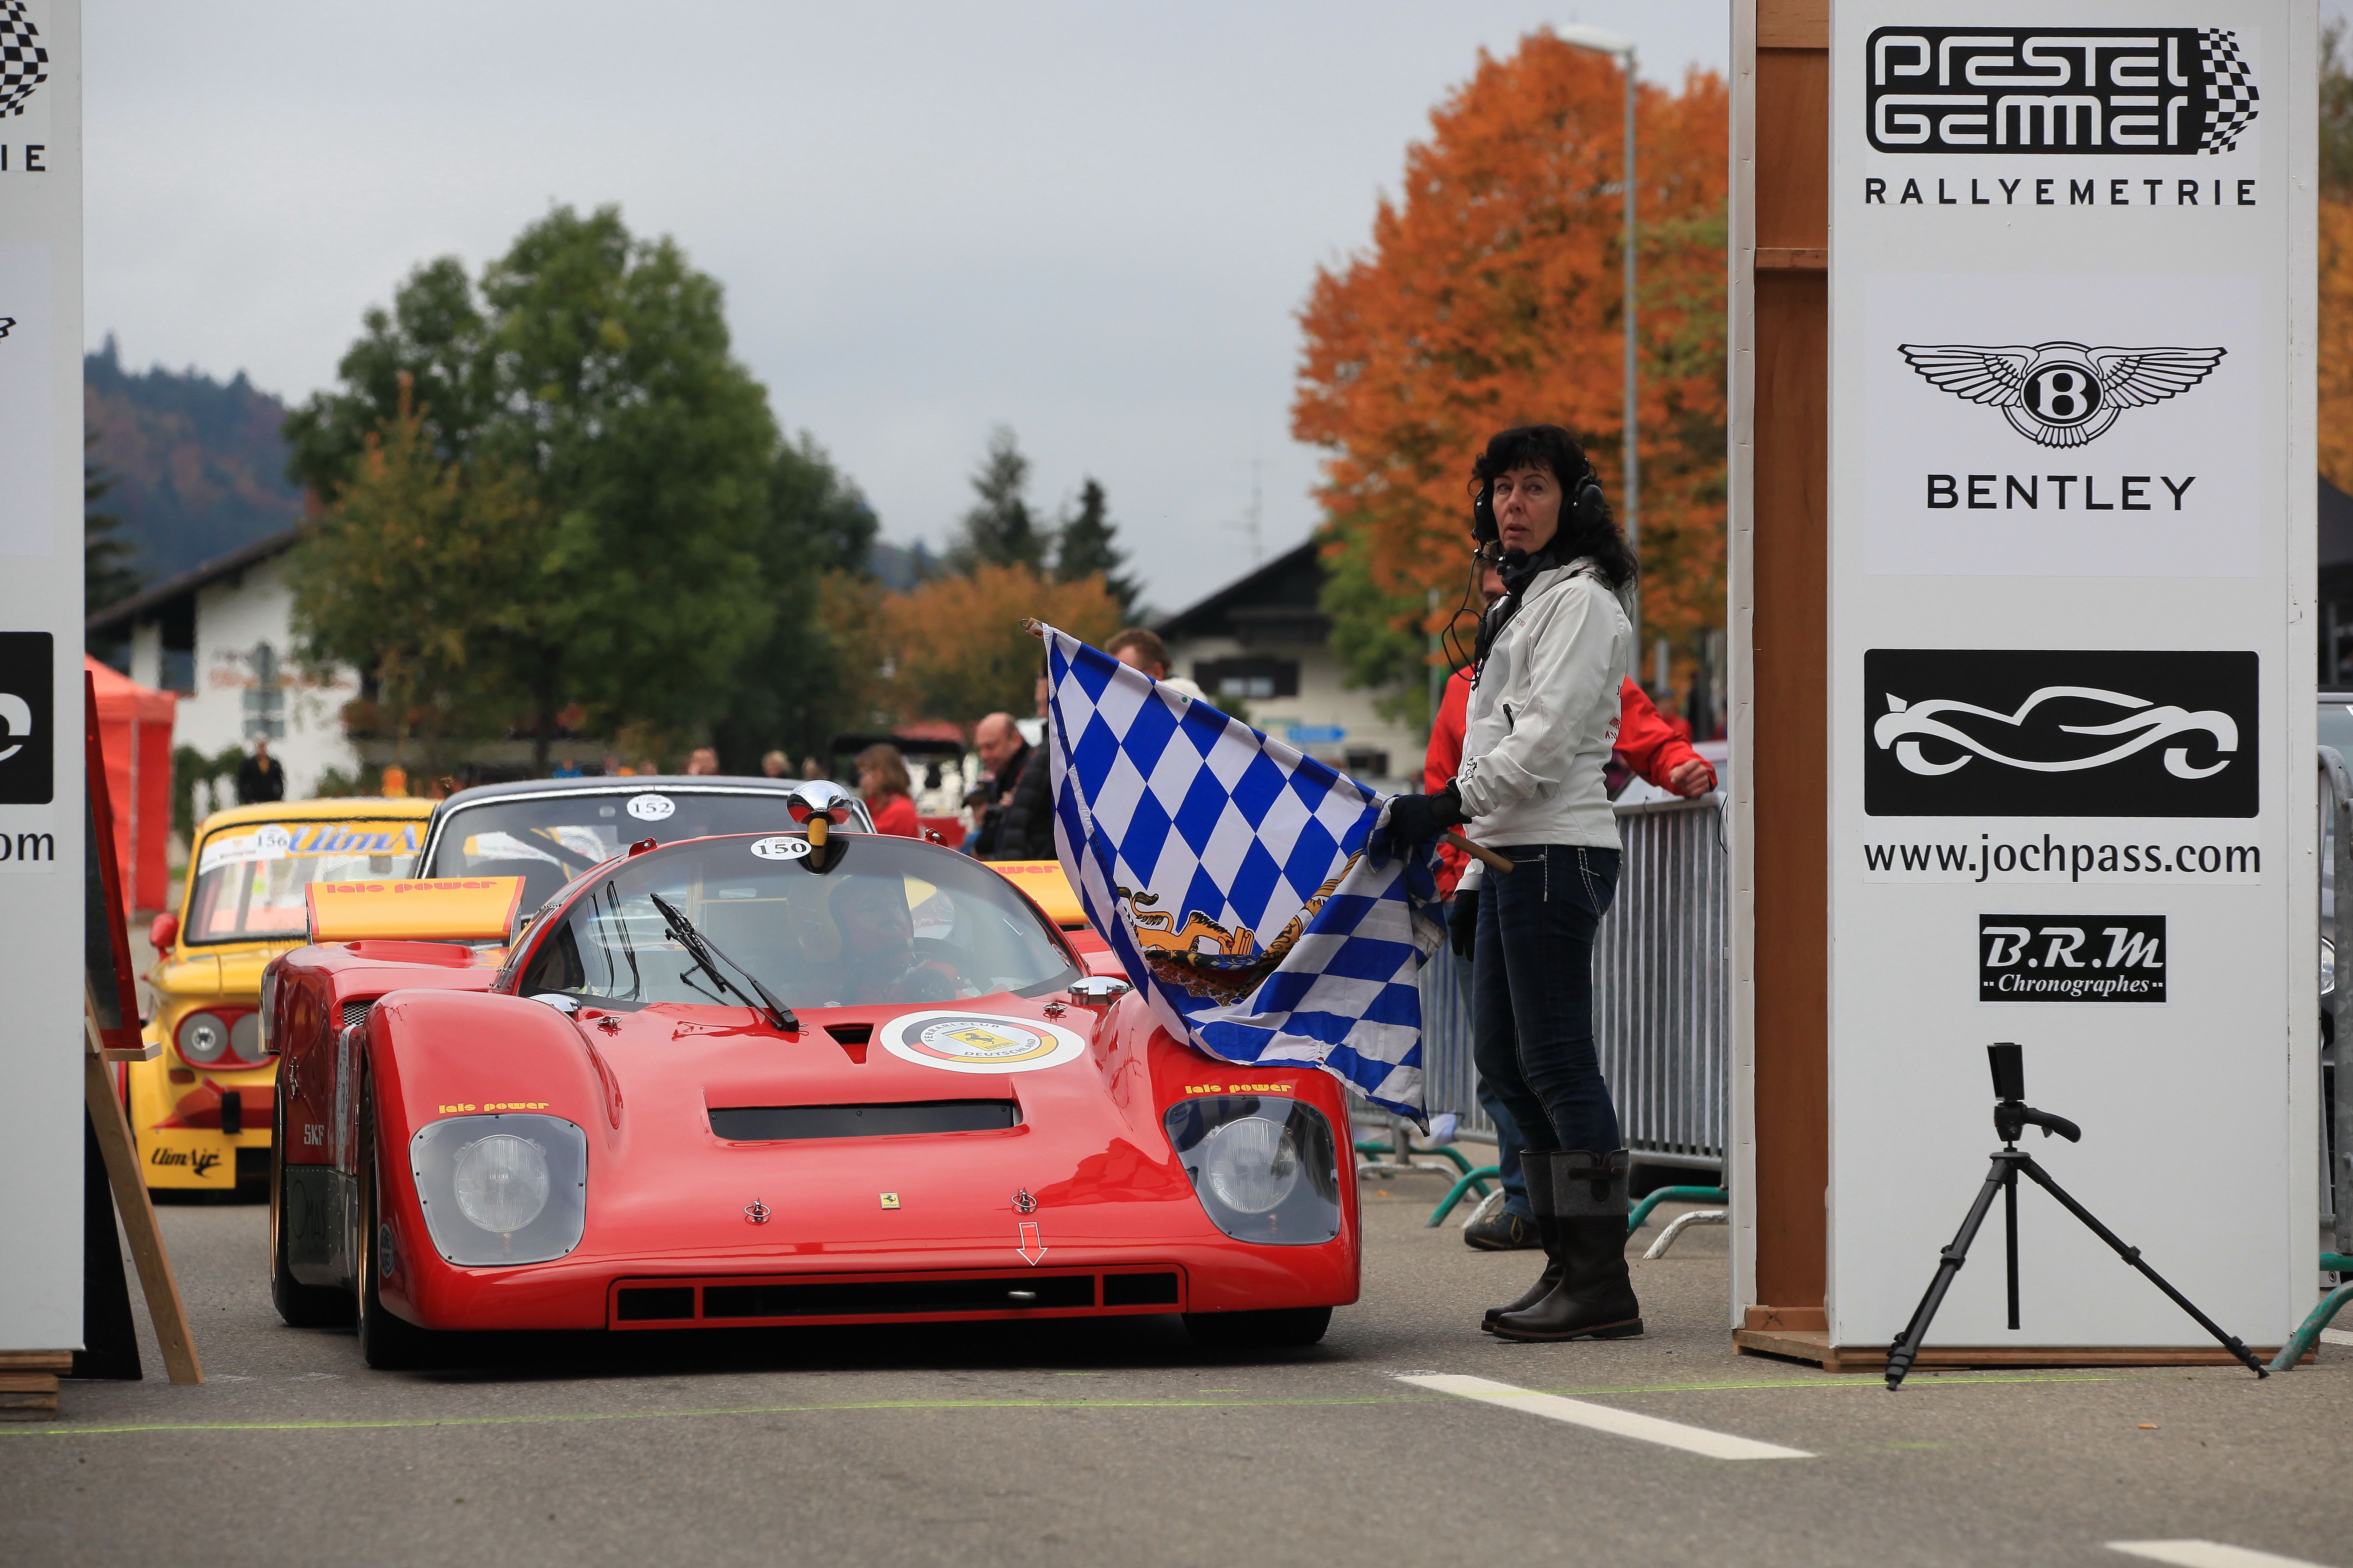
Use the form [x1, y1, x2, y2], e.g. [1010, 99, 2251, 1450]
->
[0, 1, 46, 120]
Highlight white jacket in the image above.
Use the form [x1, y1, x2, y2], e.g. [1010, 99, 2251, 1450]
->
[1453, 557, 1630, 860]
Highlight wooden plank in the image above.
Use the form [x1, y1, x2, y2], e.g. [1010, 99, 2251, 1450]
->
[0, 1351, 73, 1371]
[0, 1389, 61, 1421]
[1733, 1329, 2312, 1371]
[1755, 247, 1828, 271]
[81, 1046, 202, 1384]
[1756, 0, 1829, 50]
[1748, 34, 1831, 1328]
[0, 1371, 62, 1392]
[1744, 1305, 1827, 1332]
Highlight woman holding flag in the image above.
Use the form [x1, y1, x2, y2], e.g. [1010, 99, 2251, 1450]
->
[1377, 423, 1643, 1343]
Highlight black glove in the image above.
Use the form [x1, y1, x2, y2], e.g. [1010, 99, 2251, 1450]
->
[1448, 887, 1479, 958]
[1371, 782, 1467, 859]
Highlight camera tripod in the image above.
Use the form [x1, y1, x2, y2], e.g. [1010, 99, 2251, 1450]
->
[1883, 1042, 2268, 1391]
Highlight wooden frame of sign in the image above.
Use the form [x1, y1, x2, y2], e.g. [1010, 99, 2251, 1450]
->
[70, 673, 199, 1394]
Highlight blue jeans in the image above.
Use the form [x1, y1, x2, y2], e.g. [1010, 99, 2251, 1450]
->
[1471, 844, 1624, 1155]
[1450, 938, 1528, 1219]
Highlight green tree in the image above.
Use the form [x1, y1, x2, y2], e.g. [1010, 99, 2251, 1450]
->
[1053, 477, 1139, 618]
[283, 205, 782, 770]
[287, 382, 546, 775]
[711, 432, 882, 771]
[85, 435, 143, 657]
[947, 426, 1049, 573]
[284, 257, 491, 494]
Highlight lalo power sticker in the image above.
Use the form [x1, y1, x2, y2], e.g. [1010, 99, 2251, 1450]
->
[882, 1011, 1088, 1075]
[749, 836, 811, 861]
[626, 793, 675, 822]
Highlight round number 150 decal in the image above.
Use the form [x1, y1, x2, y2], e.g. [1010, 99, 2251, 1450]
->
[882, 1011, 1088, 1075]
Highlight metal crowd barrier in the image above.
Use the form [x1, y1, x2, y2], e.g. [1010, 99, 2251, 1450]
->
[1413, 792, 1729, 1171]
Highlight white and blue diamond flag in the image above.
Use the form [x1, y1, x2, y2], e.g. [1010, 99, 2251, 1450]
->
[1038, 625, 1443, 1119]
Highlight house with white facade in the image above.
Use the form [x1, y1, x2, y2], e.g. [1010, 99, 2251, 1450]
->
[1155, 541, 1419, 792]
[87, 530, 361, 800]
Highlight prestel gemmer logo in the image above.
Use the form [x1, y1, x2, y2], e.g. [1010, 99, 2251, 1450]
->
[1866, 28, 2258, 155]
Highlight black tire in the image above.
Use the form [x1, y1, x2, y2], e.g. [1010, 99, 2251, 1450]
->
[269, 1089, 352, 1328]
[1184, 1306, 1332, 1350]
[356, 1082, 441, 1371]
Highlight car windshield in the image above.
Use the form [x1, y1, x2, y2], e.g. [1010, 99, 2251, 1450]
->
[425, 788, 831, 912]
[184, 818, 424, 944]
[517, 834, 1079, 1011]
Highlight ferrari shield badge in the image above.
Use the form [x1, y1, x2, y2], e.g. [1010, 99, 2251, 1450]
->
[881, 1011, 1088, 1076]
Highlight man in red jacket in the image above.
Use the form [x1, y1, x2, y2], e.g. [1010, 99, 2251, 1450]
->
[1428, 569, 1716, 1248]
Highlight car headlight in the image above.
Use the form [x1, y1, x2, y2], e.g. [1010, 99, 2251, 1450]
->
[409, 1114, 587, 1266]
[1164, 1095, 1339, 1245]
[2326, 937, 2337, 998]
[178, 1010, 229, 1064]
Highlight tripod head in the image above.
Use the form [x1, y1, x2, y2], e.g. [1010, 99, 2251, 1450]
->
[1988, 1042, 2082, 1146]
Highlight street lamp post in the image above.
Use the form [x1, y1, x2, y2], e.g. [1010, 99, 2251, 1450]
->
[1555, 25, 1641, 678]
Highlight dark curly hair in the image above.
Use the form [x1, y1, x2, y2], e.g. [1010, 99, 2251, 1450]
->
[1470, 424, 1638, 591]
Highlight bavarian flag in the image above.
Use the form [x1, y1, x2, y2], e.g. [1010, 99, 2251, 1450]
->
[1037, 624, 1442, 1119]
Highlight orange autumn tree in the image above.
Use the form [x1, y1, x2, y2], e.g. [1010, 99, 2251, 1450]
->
[1293, 33, 1728, 721]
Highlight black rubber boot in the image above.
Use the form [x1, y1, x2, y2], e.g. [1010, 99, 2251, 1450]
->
[1490, 1150, 1643, 1343]
[1481, 1150, 1561, 1330]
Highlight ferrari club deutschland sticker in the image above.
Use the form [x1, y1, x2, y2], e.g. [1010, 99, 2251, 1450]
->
[882, 1010, 1088, 1075]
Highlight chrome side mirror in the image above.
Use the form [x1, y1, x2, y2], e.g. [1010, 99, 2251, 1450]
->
[531, 993, 581, 1015]
[1068, 976, 1132, 1010]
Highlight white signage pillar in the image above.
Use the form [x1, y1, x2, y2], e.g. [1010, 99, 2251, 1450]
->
[1829, 2, 2316, 1348]
[0, 0, 83, 1353]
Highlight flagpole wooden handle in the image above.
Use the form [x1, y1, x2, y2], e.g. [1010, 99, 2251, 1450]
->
[1444, 831, 1513, 875]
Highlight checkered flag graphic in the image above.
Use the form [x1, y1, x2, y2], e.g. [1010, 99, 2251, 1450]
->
[1039, 625, 1441, 1118]
[0, 0, 43, 120]
[2197, 29, 2259, 154]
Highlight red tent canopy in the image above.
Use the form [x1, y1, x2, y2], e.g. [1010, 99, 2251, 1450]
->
[85, 656, 176, 914]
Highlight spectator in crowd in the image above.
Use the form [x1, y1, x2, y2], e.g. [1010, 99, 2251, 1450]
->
[685, 746, 721, 777]
[1105, 627, 1209, 702]
[551, 755, 583, 779]
[380, 761, 409, 798]
[856, 743, 921, 837]
[1428, 563, 1718, 1251]
[236, 737, 286, 805]
[982, 666, 1059, 861]
[600, 753, 624, 778]
[761, 750, 790, 779]
[968, 712, 1031, 857]
[799, 756, 827, 781]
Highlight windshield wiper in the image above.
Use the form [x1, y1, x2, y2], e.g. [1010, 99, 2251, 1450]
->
[646, 893, 799, 1032]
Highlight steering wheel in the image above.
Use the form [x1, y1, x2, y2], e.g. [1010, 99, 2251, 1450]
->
[890, 938, 975, 1004]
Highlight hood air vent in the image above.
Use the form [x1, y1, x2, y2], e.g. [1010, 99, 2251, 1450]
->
[709, 1100, 1019, 1142]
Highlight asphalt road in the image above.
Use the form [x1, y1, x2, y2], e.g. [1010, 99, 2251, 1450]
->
[4, 1179, 2346, 1568]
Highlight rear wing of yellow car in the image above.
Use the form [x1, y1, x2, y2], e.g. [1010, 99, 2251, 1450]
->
[987, 860, 1087, 930]
[305, 877, 527, 945]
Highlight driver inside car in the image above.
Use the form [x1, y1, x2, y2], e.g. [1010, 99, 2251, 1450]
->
[832, 876, 961, 1005]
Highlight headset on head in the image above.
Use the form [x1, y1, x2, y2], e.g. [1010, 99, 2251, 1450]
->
[1472, 458, 1607, 552]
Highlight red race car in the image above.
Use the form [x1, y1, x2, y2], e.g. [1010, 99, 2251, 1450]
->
[265, 808, 1358, 1368]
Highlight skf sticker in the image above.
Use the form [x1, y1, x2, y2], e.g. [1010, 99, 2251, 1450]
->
[881, 1011, 1088, 1076]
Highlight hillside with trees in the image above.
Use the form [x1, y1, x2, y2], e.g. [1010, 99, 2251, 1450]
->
[82, 336, 307, 591]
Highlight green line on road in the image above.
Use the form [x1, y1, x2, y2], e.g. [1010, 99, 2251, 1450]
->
[6, 1368, 2134, 1440]
[4, 1393, 1417, 1438]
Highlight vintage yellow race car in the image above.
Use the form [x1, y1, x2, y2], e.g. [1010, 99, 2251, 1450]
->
[132, 797, 434, 1191]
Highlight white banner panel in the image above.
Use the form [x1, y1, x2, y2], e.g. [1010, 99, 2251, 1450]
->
[0, 0, 82, 1352]
[1830, 2, 2315, 1347]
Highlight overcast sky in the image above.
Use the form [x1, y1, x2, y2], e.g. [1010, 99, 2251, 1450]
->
[85, 3, 1729, 612]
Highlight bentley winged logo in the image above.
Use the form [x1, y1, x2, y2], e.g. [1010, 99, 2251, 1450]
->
[1897, 341, 2225, 449]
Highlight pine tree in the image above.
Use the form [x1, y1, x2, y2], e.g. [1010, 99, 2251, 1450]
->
[85, 434, 144, 656]
[947, 426, 1050, 573]
[1054, 477, 1140, 618]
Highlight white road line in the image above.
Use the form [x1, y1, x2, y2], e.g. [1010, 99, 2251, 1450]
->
[1396, 1373, 1812, 1461]
[2109, 1541, 2339, 1568]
